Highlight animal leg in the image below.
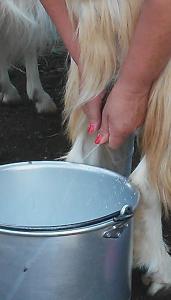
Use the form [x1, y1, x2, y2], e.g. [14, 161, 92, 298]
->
[131, 158, 171, 295]
[0, 60, 21, 104]
[25, 50, 57, 114]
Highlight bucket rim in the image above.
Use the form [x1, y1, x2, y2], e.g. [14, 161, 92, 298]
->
[0, 161, 139, 236]
[0, 209, 124, 232]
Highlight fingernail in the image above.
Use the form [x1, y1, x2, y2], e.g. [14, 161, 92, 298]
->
[95, 134, 103, 144]
[87, 123, 96, 134]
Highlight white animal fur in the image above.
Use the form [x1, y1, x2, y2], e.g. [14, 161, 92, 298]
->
[64, 0, 171, 295]
[0, 0, 57, 113]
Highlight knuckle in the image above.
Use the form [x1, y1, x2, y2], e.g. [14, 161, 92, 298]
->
[99, 127, 108, 136]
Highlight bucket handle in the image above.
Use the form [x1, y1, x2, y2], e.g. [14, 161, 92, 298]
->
[103, 205, 133, 239]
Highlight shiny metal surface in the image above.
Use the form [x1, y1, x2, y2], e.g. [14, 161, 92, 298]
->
[0, 161, 139, 300]
[103, 205, 133, 239]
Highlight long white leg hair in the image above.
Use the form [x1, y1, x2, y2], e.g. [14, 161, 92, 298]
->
[64, 0, 141, 176]
[130, 60, 171, 295]
[64, 0, 171, 295]
[64, 0, 142, 141]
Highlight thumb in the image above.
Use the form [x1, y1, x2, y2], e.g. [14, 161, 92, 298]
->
[94, 108, 109, 145]
[82, 92, 104, 135]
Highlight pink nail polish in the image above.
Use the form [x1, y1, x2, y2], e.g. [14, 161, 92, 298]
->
[87, 123, 96, 134]
[95, 134, 102, 144]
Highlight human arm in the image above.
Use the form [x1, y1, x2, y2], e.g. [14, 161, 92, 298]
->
[40, 0, 80, 63]
[91, 0, 171, 148]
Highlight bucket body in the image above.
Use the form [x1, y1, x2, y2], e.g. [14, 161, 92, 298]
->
[0, 161, 139, 300]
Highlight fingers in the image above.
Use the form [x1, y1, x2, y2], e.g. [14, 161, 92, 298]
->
[83, 91, 105, 135]
[94, 109, 109, 145]
[94, 111, 127, 149]
[95, 127, 125, 149]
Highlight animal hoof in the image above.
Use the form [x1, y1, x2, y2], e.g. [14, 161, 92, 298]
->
[142, 270, 171, 295]
[2, 91, 21, 105]
[32, 90, 57, 114]
[35, 98, 57, 114]
[148, 282, 168, 296]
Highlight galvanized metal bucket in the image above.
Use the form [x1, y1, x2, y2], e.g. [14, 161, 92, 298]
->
[0, 161, 139, 300]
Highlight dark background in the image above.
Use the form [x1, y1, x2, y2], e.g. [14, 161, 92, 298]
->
[0, 48, 171, 300]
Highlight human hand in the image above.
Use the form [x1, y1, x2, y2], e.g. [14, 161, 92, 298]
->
[94, 79, 151, 149]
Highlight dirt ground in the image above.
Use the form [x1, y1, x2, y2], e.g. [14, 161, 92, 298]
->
[0, 49, 69, 165]
[0, 49, 171, 300]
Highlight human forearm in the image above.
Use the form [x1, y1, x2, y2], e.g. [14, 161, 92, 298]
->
[120, 0, 171, 90]
[95, 0, 171, 149]
[40, 0, 80, 63]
